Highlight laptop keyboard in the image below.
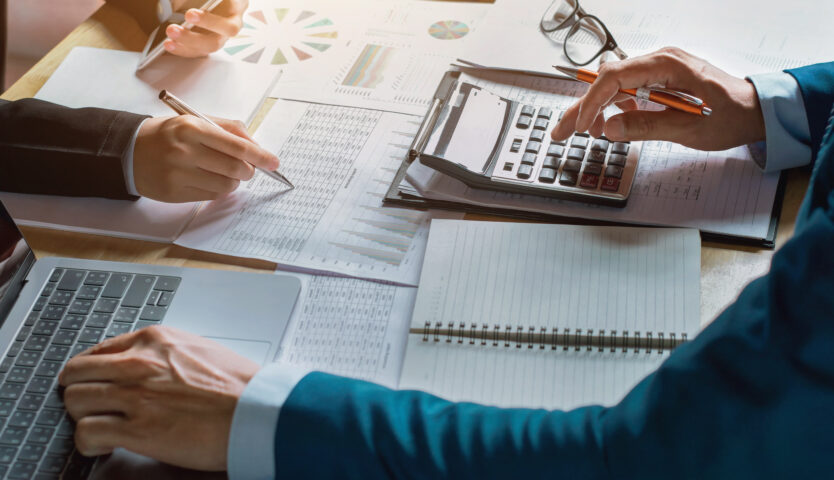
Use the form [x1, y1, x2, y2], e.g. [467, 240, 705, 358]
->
[0, 268, 180, 479]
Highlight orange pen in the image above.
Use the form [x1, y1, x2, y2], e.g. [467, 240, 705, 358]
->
[554, 66, 712, 117]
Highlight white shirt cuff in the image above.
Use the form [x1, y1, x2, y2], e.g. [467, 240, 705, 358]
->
[747, 72, 813, 172]
[227, 363, 312, 480]
[121, 119, 147, 197]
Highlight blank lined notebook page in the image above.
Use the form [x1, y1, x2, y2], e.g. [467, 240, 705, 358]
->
[398, 220, 700, 410]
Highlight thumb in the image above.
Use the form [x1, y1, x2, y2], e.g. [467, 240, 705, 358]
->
[604, 110, 698, 143]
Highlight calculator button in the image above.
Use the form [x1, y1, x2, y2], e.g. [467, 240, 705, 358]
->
[521, 153, 537, 165]
[520, 105, 535, 117]
[612, 142, 630, 155]
[537, 107, 552, 120]
[605, 165, 624, 179]
[546, 144, 564, 157]
[601, 177, 621, 191]
[503, 162, 514, 171]
[587, 150, 606, 164]
[533, 118, 549, 130]
[529, 130, 545, 142]
[551, 138, 567, 146]
[583, 163, 603, 176]
[525, 141, 542, 154]
[538, 168, 557, 183]
[563, 160, 583, 173]
[516, 116, 532, 129]
[517, 164, 533, 179]
[607, 153, 627, 166]
[510, 139, 522, 153]
[570, 136, 589, 148]
[559, 171, 578, 186]
[574, 132, 590, 137]
[580, 174, 600, 188]
[542, 156, 561, 169]
[567, 148, 585, 161]
[591, 139, 610, 151]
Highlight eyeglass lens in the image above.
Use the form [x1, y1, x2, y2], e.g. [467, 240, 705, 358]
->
[564, 16, 608, 65]
[541, 0, 580, 32]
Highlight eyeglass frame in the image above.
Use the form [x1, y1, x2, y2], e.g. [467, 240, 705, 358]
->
[539, 0, 628, 66]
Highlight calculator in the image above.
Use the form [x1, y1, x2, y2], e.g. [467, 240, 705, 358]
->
[410, 72, 641, 207]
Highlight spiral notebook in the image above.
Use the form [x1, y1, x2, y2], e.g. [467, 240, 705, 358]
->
[398, 220, 701, 410]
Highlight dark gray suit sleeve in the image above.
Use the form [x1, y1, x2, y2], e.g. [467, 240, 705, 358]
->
[0, 98, 149, 200]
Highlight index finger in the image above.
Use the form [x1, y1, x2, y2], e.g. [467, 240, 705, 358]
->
[187, 121, 280, 171]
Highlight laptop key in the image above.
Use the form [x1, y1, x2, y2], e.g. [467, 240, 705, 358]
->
[8, 461, 37, 479]
[78, 328, 104, 345]
[56, 271, 85, 292]
[83, 272, 109, 286]
[0, 358, 13, 373]
[47, 436, 73, 455]
[32, 298, 48, 312]
[157, 292, 174, 307]
[7, 342, 23, 358]
[146, 291, 161, 306]
[0, 427, 27, 445]
[35, 362, 61, 378]
[124, 276, 158, 308]
[134, 321, 160, 331]
[48, 270, 64, 283]
[76, 285, 102, 301]
[113, 308, 139, 323]
[101, 274, 132, 298]
[106, 323, 132, 338]
[47, 292, 73, 307]
[0, 445, 15, 463]
[39, 306, 66, 321]
[9, 410, 36, 428]
[18, 443, 45, 463]
[23, 336, 48, 353]
[0, 400, 14, 416]
[44, 391, 63, 410]
[33, 321, 59, 337]
[24, 313, 39, 327]
[39, 455, 67, 474]
[140, 307, 167, 322]
[39, 284, 56, 298]
[86, 313, 111, 329]
[26, 378, 52, 395]
[69, 344, 89, 359]
[42, 347, 69, 363]
[0, 384, 24, 400]
[59, 316, 85, 331]
[94, 299, 118, 314]
[27, 426, 54, 444]
[15, 328, 33, 343]
[7, 367, 33, 384]
[18, 394, 44, 411]
[56, 418, 74, 438]
[52, 330, 77, 346]
[36, 409, 63, 427]
[68, 299, 94, 315]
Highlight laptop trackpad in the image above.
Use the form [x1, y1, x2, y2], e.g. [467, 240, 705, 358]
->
[205, 337, 271, 365]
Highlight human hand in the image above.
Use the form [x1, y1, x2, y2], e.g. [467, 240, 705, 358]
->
[59, 326, 260, 471]
[164, 0, 248, 57]
[551, 47, 766, 151]
[133, 115, 279, 203]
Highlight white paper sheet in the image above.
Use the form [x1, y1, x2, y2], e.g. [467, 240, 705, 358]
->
[406, 72, 780, 242]
[176, 100, 462, 285]
[276, 273, 416, 387]
[270, 0, 490, 115]
[398, 220, 701, 409]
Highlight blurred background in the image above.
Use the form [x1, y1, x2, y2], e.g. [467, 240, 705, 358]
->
[5, 0, 103, 88]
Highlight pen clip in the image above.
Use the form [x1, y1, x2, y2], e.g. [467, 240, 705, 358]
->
[650, 87, 704, 106]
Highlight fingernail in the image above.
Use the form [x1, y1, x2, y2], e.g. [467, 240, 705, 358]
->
[163, 40, 177, 52]
[167, 25, 182, 39]
[186, 9, 201, 23]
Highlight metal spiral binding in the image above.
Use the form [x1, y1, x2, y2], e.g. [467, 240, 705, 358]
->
[414, 323, 689, 353]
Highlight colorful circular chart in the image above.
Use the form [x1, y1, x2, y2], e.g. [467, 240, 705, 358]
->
[428, 20, 470, 40]
[222, 7, 338, 66]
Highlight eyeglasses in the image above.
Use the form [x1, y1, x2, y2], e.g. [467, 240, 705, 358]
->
[540, 0, 628, 66]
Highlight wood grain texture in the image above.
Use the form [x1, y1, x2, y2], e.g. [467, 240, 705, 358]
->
[1, 2, 812, 327]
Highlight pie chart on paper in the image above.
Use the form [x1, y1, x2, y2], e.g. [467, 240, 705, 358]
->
[222, 7, 338, 66]
[428, 20, 470, 40]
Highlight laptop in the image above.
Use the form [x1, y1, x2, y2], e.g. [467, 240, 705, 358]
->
[0, 199, 301, 479]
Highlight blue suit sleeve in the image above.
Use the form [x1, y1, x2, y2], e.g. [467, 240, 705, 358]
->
[273, 189, 834, 478]
[786, 62, 834, 160]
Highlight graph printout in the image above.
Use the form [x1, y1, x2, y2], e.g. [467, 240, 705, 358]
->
[175, 100, 461, 286]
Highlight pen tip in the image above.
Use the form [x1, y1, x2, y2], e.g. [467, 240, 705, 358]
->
[159, 90, 167, 100]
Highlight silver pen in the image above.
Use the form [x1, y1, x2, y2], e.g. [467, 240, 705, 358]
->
[158, 90, 294, 189]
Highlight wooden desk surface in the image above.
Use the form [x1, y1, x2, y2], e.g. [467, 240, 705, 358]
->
[1, 3, 811, 326]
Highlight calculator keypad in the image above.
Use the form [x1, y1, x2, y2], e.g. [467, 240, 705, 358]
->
[492, 103, 640, 203]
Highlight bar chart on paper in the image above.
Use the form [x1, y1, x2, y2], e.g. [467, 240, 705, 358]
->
[175, 100, 460, 285]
